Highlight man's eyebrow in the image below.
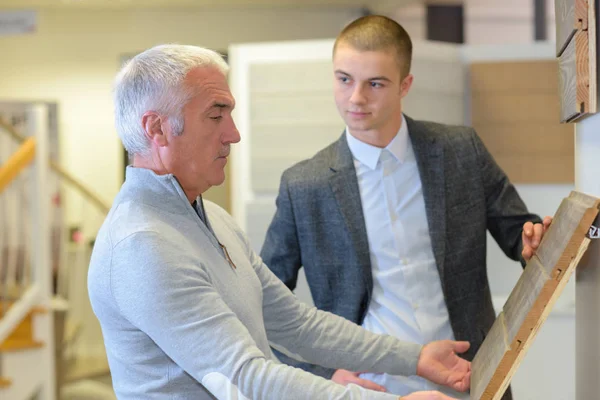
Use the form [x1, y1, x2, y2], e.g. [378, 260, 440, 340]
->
[334, 69, 351, 76]
[368, 76, 392, 82]
[334, 70, 392, 82]
[204, 102, 232, 113]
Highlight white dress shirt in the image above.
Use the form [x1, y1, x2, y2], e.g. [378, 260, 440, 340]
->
[346, 116, 468, 399]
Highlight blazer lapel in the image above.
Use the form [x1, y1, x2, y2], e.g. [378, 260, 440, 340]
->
[328, 134, 373, 295]
[407, 117, 447, 284]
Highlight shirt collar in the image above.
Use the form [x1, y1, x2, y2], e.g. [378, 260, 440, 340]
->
[345, 114, 410, 170]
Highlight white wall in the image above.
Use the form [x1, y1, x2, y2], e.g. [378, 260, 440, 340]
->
[0, 7, 362, 211]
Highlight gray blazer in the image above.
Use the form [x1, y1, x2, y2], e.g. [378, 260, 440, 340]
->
[261, 116, 540, 399]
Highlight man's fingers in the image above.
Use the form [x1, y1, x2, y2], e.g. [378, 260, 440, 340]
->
[431, 392, 458, 400]
[452, 340, 470, 354]
[522, 246, 532, 261]
[532, 223, 543, 247]
[450, 371, 471, 392]
[523, 221, 534, 236]
[352, 377, 386, 392]
[543, 216, 553, 231]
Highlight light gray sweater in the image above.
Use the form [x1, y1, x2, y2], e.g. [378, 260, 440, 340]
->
[88, 167, 423, 399]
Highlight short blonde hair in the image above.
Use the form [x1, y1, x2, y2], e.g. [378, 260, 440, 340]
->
[333, 15, 413, 78]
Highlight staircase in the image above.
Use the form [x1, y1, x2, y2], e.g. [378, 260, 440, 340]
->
[0, 105, 111, 400]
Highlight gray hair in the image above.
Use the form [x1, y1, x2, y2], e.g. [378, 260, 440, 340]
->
[114, 44, 229, 156]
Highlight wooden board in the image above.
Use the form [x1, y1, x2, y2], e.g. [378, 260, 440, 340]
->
[558, 35, 582, 121]
[502, 257, 550, 344]
[555, 0, 576, 56]
[471, 191, 600, 400]
[556, 0, 597, 122]
[471, 313, 509, 400]
[555, 0, 586, 56]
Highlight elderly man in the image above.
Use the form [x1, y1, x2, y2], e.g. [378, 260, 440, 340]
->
[88, 44, 471, 400]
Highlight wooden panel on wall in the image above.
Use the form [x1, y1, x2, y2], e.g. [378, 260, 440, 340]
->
[494, 155, 574, 184]
[555, 0, 596, 122]
[471, 93, 562, 123]
[554, 0, 578, 55]
[470, 61, 558, 92]
[558, 35, 582, 121]
[470, 61, 574, 184]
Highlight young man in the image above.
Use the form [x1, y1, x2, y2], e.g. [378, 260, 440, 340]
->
[261, 15, 551, 399]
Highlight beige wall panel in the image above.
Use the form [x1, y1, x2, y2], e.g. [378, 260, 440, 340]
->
[471, 93, 562, 124]
[494, 154, 574, 183]
[470, 61, 559, 93]
[470, 61, 574, 183]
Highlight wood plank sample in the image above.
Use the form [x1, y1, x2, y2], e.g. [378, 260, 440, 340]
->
[555, 0, 586, 56]
[471, 191, 600, 400]
[502, 257, 550, 344]
[558, 35, 581, 121]
[556, 0, 597, 122]
[471, 313, 509, 400]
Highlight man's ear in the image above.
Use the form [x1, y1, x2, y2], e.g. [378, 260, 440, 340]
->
[142, 111, 168, 147]
[400, 74, 414, 99]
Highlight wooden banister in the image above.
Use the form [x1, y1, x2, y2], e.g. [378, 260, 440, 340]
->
[0, 137, 35, 194]
[0, 118, 110, 213]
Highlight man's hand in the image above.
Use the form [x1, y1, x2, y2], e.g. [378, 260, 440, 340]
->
[522, 216, 553, 261]
[399, 391, 458, 400]
[416, 340, 471, 393]
[331, 369, 386, 392]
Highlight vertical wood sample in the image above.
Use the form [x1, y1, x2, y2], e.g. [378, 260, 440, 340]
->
[555, 0, 585, 56]
[471, 191, 600, 400]
[559, 35, 581, 121]
[555, 0, 597, 122]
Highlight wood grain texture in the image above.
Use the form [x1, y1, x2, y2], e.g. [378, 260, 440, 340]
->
[558, 36, 580, 121]
[586, 0, 597, 114]
[471, 312, 510, 400]
[575, 29, 591, 113]
[555, 0, 588, 55]
[536, 192, 600, 271]
[556, 0, 596, 122]
[470, 191, 600, 400]
[555, 0, 577, 56]
[503, 257, 550, 344]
